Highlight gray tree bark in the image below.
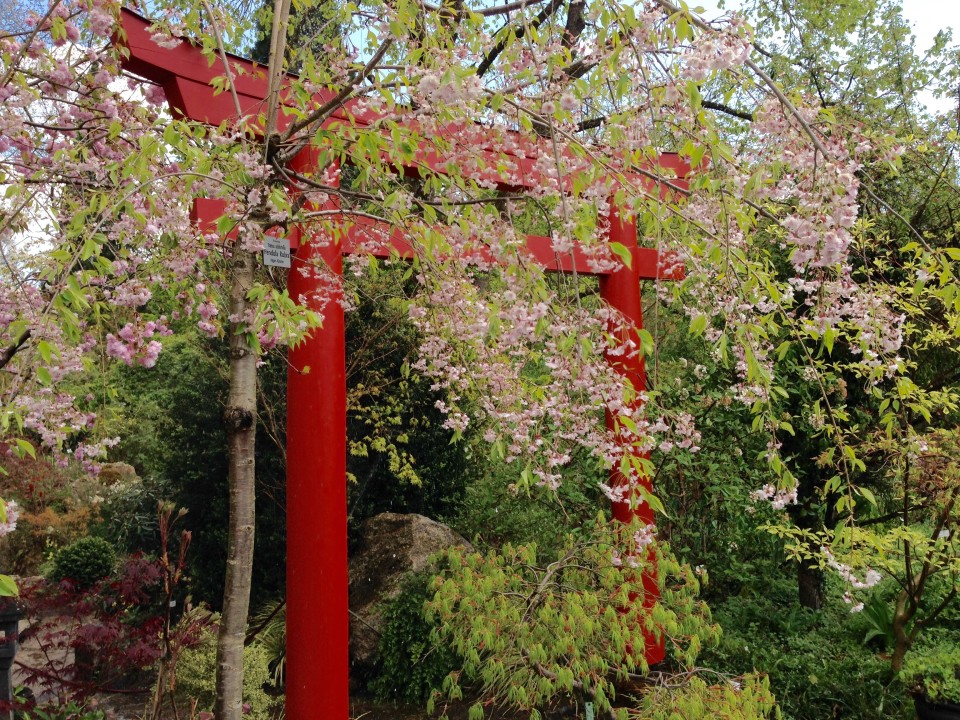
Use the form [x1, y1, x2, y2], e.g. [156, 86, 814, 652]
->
[214, 246, 258, 720]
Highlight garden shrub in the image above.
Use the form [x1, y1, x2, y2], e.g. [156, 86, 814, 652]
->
[174, 621, 281, 719]
[703, 583, 910, 720]
[17, 556, 167, 699]
[900, 639, 960, 704]
[425, 516, 776, 719]
[5, 506, 93, 575]
[369, 571, 461, 703]
[636, 673, 777, 720]
[90, 473, 172, 555]
[16, 702, 107, 720]
[50, 536, 116, 588]
[0, 451, 104, 575]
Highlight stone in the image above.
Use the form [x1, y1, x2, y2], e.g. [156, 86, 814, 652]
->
[97, 462, 139, 487]
[348, 512, 470, 676]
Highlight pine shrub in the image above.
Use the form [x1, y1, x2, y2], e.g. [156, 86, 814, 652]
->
[50, 536, 116, 588]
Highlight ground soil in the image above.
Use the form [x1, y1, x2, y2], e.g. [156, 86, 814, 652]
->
[97, 693, 594, 719]
[349, 698, 555, 720]
[88, 693, 536, 719]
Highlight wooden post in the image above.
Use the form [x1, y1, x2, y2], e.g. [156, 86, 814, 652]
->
[599, 201, 664, 664]
[286, 148, 350, 716]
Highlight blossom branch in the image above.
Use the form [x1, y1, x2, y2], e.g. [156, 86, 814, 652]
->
[475, 0, 564, 77]
[650, 0, 830, 159]
[278, 38, 395, 156]
[0, 0, 65, 89]
[421, 0, 552, 15]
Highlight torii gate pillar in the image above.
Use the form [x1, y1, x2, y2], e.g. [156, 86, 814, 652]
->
[602, 205, 654, 530]
[286, 148, 349, 717]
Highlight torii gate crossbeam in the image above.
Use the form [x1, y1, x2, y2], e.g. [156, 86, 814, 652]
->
[118, 11, 689, 717]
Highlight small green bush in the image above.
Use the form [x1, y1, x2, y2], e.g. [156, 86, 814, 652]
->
[17, 699, 107, 719]
[702, 584, 910, 720]
[369, 571, 461, 703]
[50, 536, 117, 588]
[174, 622, 281, 719]
[901, 642, 960, 704]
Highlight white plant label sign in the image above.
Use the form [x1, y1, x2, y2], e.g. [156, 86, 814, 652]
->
[263, 235, 291, 268]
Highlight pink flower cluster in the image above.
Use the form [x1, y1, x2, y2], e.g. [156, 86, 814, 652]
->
[750, 483, 798, 510]
[823, 547, 882, 590]
[106, 319, 169, 368]
[410, 261, 632, 493]
[0, 501, 19, 537]
[611, 523, 657, 568]
[680, 16, 753, 81]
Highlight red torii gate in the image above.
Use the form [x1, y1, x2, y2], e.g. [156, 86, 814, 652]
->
[118, 10, 689, 717]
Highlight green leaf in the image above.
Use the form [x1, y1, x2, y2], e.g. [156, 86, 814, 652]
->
[822, 327, 836, 355]
[37, 340, 53, 364]
[609, 242, 632, 268]
[0, 575, 17, 597]
[637, 485, 668, 517]
[637, 329, 655, 356]
[14, 439, 35, 459]
[689, 314, 708, 336]
[163, 122, 179, 148]
[216, 214, 236, 238]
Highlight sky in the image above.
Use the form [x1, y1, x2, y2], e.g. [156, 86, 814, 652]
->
[900, 0, 959, 55]
[694, 0, 959, 112]
[697, 0, 957, 52]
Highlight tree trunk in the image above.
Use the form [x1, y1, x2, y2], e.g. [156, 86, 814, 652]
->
[797, 558, 825, 611]
[891, 590, 914, 672]
[215, 247, 258, 720]
[791, 477, 826, 611]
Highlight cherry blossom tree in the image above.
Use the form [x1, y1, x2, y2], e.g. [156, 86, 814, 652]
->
[2, 0, 955, 715]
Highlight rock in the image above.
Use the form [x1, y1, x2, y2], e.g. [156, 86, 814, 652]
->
[97, 462, 139, 486]
[348, 512, 470, 676]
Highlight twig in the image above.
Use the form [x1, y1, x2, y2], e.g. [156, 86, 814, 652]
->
[200, 0, 244, 120]
[278, 38, 395, 154]
[702, 99, 754, 121]
[861, 183, 934, 251]
[263, 0, 293, 159]
[650, 0, 830, 158]
[0, 330, 30, 372]
[422, 0, 551, 15]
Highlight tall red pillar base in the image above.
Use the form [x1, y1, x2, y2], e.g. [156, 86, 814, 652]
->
[599, 202, 664, 665]
[286, 150, 350, 718]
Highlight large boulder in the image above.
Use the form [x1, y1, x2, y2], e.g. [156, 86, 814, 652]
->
[97, 462, 139, 487]
[348, 512, 470, 676]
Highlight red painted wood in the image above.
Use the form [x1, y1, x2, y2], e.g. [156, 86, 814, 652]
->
[599, 203, 665, 665]
[118, 9, 691, 197]
[285, 148, 350, 717]
[193, 198, 684, 281]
